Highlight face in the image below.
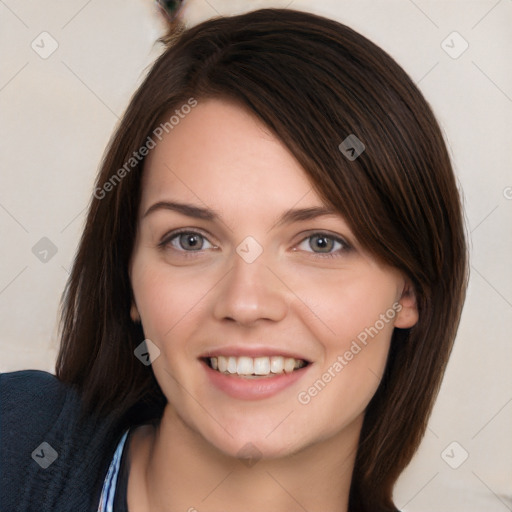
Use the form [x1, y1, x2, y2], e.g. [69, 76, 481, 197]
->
[129, 98, 418, 460]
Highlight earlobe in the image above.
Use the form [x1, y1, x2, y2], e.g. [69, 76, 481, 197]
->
[394, 281, 419, 329]
[130, 303, 141, 323]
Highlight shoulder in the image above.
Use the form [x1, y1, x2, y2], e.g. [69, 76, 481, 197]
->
[0, 370, 74, 437]
[1, 369, 74, 434]
[0, 371, 78, 509]
[0, 368, 65, 391]
[1, 368, 70, 405]
[0, 370, 124, 511]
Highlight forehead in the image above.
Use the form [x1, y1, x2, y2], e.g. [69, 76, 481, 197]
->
[140, 98, 323, 214]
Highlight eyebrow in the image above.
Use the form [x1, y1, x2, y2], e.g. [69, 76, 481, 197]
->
[142, 201, 338, 227]
[143, 201, 216, 221]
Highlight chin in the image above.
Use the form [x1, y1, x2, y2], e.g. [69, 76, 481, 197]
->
[195, 416, 313, 463]
[214, 435, 301, 462]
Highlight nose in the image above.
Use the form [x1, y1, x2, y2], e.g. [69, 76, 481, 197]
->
[212, 251, 288, 326]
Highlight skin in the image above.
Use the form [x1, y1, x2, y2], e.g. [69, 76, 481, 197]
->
[128, 98, 418, 512]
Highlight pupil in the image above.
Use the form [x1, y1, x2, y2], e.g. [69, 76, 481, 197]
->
[312, 235, 333, 252]
[181, 233, 202, 250]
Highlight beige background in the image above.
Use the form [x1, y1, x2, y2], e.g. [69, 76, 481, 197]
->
[1, 0, 511, 510]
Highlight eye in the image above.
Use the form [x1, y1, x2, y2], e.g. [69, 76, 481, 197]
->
[296, 233, 349, 256]
[160, 230, 215, 252]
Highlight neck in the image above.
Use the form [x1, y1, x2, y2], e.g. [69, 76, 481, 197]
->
[129, 404, 361, 512]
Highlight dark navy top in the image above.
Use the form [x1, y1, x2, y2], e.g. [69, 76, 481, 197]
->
[0, 370, 161, 512]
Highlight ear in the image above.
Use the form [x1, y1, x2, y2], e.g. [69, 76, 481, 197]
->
[394, 280, 419, 329]
[130, 302, 141, 323]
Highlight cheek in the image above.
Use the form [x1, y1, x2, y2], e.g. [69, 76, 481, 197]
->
[131, 254, 213, 346]
[284, 267, 399, 349]
[289, 269, 397, 409]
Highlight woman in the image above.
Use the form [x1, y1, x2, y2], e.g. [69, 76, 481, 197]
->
[0, 7, 468, 512]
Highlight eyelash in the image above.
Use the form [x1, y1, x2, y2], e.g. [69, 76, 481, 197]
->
[158, 228, 351, 259]
[295, 233, 350, 258]
[158, 228, 217, 258]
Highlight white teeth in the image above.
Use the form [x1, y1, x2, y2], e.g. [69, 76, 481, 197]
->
[227, 356, 237, 374]
[237, 356, 253, 374]
[217, 356, 227, 373]
[209, 355, 307, 376]
[253, 357, 270, 375]
[270, 356, 284, 373]
[284, 357, 296, 373]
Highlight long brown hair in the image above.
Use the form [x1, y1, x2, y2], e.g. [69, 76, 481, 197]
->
[56, 9, 468, 511]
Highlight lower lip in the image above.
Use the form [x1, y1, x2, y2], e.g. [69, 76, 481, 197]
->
[201, 360, 311, 400]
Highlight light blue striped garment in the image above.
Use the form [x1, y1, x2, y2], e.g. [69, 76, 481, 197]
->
[97, 429, 130, 512]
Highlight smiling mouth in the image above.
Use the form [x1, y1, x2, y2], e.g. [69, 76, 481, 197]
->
[203, 355, 310, 378]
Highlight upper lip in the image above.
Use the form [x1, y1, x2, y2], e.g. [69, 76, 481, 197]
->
[199, 345, 311, 363]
